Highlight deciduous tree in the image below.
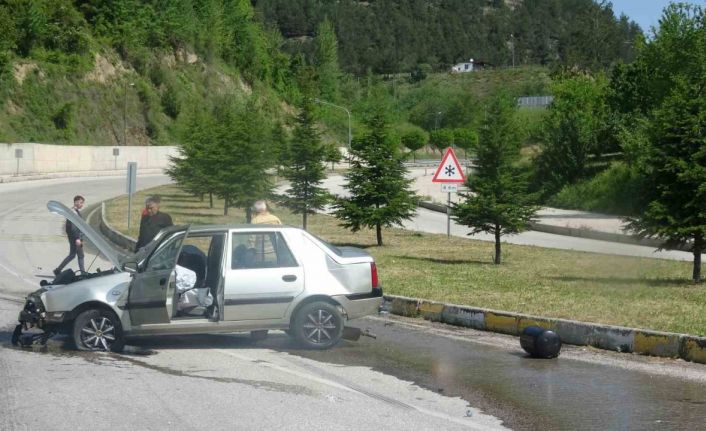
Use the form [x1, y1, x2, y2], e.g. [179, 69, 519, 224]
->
[534, 72, 611, 197]
[401, 128, 427, 162]
[429, 128, 454, 154]
[453, 128, 478, 159]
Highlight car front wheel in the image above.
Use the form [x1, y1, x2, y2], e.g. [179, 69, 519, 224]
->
[73, 309, 124, 352]
[292, 301, 343, 350]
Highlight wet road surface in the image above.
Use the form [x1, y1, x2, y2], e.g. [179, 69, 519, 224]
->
[3, 313, 704, 431]
[265, 316, 706, 431]
[2, 176, 706, 430]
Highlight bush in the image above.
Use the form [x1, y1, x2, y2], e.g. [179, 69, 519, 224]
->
[548, 162, 644, 216]
[161, 83, 181, 119]
[52, 102, 73, 129]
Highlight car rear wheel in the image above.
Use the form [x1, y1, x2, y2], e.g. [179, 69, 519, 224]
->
[292, 301, 343, 350]
[73, 309, 124, 352]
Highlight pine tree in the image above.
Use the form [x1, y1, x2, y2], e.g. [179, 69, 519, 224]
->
[452, 94, 538, 264]
[334, 95, 418, 246]
[613, 4, 706, 282]
[627, 78, 706, 282]
[314, 17, 341, 102]
[281, 93, 329, 230]
[166, 108, 218, 207]
[210, 98, 275, 217]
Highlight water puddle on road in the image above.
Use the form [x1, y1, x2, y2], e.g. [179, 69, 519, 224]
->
[265, 319, 706, 431]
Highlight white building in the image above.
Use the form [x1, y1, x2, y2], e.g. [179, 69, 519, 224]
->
[451, 58, 475, 73]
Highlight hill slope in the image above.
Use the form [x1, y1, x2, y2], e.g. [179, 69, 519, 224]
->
[0, 0, 291, 146]
[255, 0, 642, 74]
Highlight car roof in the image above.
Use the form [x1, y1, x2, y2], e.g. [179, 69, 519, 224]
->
[187, 224, 299, 233]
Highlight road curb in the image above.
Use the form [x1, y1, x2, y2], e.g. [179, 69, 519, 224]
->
[383, 294, 706, 365]
[98, 202, 137, 251]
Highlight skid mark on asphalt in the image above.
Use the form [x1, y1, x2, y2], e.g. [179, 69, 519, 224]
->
[114, 354, 317, 395]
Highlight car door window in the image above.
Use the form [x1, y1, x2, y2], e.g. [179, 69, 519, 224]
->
[146, 233, 185, 271]
[231, 232, 297, 269]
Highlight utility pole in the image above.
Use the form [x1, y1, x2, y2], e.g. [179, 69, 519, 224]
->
[435, 111, 442, 130]
[510, 34, 515, 68]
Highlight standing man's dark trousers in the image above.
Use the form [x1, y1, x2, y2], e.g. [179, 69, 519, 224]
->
[56, 238, 85, 274]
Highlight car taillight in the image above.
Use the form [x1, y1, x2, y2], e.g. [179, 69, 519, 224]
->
[371, 262, 379, 289]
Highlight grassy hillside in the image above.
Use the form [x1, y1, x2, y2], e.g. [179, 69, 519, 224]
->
[0, 0, 552, 152]
[0, 0, 293, 146]
[0, 50, 286, 145]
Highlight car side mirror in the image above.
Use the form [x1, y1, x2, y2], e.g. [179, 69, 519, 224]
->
[122, 261, 138, 273]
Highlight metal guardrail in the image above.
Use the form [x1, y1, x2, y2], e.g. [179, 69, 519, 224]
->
[403, 159, 476, 168]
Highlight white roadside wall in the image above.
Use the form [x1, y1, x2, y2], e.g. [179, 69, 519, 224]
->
[0, 143, 178, 175]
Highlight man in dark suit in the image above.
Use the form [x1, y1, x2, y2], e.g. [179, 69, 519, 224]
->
[54, 195, 86, 275]
[135, 195, 173, 251]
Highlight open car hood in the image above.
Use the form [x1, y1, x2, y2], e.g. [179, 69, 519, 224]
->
[47, 200, 132, 270]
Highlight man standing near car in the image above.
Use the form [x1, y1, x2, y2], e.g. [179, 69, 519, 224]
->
[251, 200, 281, 225]
[54, 195, 86, 276]
[135, 195, 173, 251]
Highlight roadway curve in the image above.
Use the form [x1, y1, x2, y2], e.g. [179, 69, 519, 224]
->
[0, 175, 504, 431]
[2, 176, 706, 431]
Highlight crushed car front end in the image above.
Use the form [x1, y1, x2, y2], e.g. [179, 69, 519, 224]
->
[12, 288, 61, 346]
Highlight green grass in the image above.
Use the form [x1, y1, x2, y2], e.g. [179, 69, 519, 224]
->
[105, 185, 706, 336]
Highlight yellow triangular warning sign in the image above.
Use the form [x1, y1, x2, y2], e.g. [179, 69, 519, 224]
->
[432, 147, 465, 183]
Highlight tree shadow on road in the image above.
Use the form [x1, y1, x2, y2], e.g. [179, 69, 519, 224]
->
[545, 275, 690, 288]
[332, 242, 379, 249]
[391, 255, 491, 266]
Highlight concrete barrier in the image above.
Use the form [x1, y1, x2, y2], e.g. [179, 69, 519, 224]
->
[382, 295, 706, 365]
[418, 200, 448, 213]
[0, 143, 177, 176]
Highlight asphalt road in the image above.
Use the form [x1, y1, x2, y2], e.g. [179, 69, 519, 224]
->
[319, 174, 700, 261]
[0, 175, 504, 431]
[1, 175, 706, 431]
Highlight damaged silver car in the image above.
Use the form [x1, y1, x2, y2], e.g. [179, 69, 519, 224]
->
[12, 201, 383, 352]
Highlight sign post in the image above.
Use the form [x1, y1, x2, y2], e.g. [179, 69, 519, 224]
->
[126, 162, 137, 230]
[113, 148, 120, 170]
[14, 148, 23, 176]
[431, 147, 466, 237]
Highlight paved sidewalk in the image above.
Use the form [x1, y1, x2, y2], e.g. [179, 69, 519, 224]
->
[412, 168, 631, 236]
[0, 168, 166, 184]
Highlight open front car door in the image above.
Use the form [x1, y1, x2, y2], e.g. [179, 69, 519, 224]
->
[127, 225, 190, 325]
